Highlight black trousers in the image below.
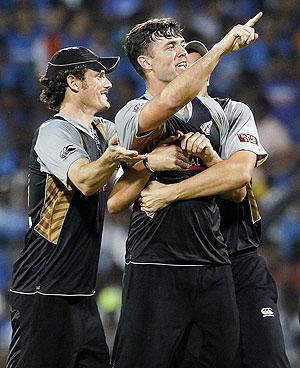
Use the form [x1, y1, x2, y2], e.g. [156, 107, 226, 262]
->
[7, 293, 110, 368]
[172, 252, 291, 368]
[112, 263, 240, 368]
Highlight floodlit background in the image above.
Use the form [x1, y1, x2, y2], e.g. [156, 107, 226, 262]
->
[0, 0, 299, 366]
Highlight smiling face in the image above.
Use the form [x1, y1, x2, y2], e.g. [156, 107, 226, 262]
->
[142, 36, 188, 85]
[151, 36, 187, 81]
[78, 69, 112, 113]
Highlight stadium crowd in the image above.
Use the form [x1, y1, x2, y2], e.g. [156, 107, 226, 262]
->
[0, 0, 299, 366]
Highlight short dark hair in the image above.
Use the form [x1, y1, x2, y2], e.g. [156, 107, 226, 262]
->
[124, 18, 183, 77]
[39, 65, 87, 110]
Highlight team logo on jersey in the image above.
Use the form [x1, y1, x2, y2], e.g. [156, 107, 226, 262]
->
[60, 145, 77, 159]
[200, 120, 213, 135]
[132, 103, 144, 113]
[238, 133, 258, 145]
[261, 307, 274, 318]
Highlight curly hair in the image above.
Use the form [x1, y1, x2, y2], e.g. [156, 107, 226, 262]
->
[124, 18, 183, 78]
[39, 65, 87, 110]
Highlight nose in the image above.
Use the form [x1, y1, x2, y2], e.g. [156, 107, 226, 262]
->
[176, 44, 187, 58]
[105, 76, 112, 89]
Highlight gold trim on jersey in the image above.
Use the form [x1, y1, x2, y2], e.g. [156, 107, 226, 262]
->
[95, 119, 108, 141]
[35, 175, 73, 244]
[246, 183, 261, 224]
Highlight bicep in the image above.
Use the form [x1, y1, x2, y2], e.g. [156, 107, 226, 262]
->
[67, 157, 90, 188]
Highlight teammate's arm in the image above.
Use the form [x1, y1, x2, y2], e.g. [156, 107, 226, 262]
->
[68, 136, 144, 196]
[137, 13, 262, 134]
[179, 131, 249, 202]
[139, 150, 256, 213]
[107, 137, 190, 213]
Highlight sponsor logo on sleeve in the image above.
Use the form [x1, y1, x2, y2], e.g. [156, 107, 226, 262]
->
[237, 133, 258, 145]
[60, 145, 77, 159]
[132, 103, 144, 113]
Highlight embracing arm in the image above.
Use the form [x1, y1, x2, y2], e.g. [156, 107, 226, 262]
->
[140, 150, 256, 213]
[107, 137, 190, 213]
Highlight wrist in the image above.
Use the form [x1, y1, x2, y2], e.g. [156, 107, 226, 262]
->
[168, 183, 181, 202]
[103, 149, 120, 169]
[211, 42, 228, 59]
[143, 154, 155, 173]
[206, 153, 223, 167]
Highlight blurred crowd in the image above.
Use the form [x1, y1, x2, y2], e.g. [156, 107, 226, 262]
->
[0, 0, 299, 366]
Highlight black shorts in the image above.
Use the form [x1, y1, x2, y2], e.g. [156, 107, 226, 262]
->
[7, 293, 110, 368]
[231, 252, 291, 368]
[172, 252, 291, 368]
[111, 263, 240, 368]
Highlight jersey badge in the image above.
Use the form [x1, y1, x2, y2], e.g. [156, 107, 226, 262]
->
[132, 103, 144, 113]
[261, 307, 274, 318]
[200, 120, 213, 135]
[238, 133, 258, 145]
[60, 145, 77, 159]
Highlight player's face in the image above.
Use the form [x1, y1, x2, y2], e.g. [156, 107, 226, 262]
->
[148, 36, 188, 83]
[79, 69, 112, 112]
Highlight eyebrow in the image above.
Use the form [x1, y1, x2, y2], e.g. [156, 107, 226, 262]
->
[164, 38, 185, 47]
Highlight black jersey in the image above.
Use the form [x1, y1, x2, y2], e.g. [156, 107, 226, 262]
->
[11, 116, 111, 296]
[115, 95, 229, 266]
[217, 184, 262, 257]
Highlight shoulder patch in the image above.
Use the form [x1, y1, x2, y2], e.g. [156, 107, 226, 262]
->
[238, 133, 258, 145]
[132, 102, 144, 113]
[60, 145, 78, 159]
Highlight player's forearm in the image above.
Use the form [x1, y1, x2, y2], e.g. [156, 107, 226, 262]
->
[167, 160, 251, 202]
[162, 44, 224, 108]
[70, 150, 120, 196]
[107, 161, 151, 213]
[140, 46, 225, 133]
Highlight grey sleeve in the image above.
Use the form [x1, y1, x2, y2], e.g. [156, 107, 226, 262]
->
[34, 119, 89, 186]
[221, 101, 268, 166]
[115, 99, 148, 148]
[103, 119, 116, 141]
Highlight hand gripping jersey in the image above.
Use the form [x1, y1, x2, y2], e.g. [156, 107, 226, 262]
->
[115, 93, 231, 266]
[11, 115, 114, 296]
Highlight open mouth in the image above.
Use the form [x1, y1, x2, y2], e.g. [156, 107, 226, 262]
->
[176, 61, 187, 69]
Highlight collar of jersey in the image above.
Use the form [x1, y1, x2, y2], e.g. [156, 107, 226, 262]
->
[55, 113, 98, 138]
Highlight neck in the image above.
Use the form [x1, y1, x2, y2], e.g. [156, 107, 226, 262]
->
[145, 77, 167, 97]
[199, 85, 208, 97]
[59, 101, 95, 128]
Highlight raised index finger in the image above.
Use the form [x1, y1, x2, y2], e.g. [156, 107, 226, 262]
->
[244, 12, 263, 27]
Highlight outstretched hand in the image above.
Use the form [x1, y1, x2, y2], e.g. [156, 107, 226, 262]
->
[218, 12, 263, 54]
[108, 134, 145, 166]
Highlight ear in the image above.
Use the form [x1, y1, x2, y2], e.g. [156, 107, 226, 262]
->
[66, 74, 80, 92]
[137, 55, 152, 72]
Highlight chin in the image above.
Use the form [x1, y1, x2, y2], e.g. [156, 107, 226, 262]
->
[100, 102, 110, 111]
